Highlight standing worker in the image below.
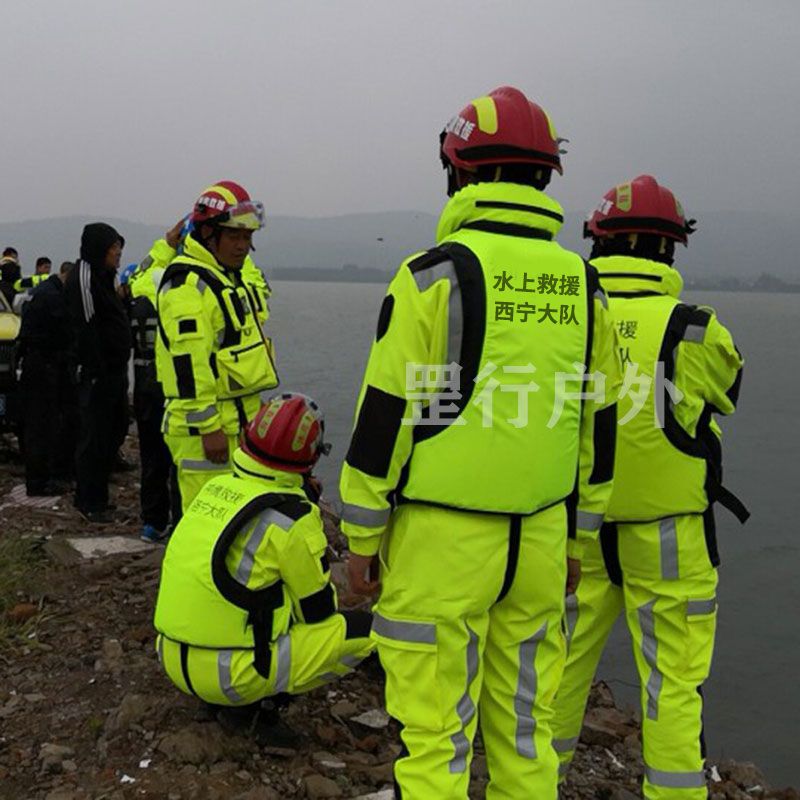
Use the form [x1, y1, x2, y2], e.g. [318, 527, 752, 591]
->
[339, 86, 622, 799]
[156, 181, 278, 512]
[551, 175, 747, 799]
[17, 261, 76, 495]
[119, 262, 174, 543]
[13, 257, 53, 315]
[65, 223, 131, 523]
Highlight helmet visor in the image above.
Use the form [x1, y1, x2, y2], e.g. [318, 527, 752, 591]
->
[218, 200, 266, 231]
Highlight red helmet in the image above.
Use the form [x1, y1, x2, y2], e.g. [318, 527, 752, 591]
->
[190, 180, 265, 230]
[242, 393, 330, 473]
[584, 175, 695, 245]
[440, 86, 563, 174]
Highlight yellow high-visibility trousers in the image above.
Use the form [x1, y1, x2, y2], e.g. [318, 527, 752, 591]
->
[552, 514, 718, 799]
[164, 432, 240, 513]
[164, 394, 264, 512]
[158, 610, 374, 705]
[373, 502, 568, 800]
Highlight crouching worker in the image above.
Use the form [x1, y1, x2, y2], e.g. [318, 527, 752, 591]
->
[154, 392, 374, 741]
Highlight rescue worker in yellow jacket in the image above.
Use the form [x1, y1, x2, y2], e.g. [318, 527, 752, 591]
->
[155, 181, 278, 512]
[154, 393, 373, 742]
[339, 86, 623, 799]
[551, 176, 748, 799]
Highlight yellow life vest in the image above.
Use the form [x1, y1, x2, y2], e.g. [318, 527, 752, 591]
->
[154, 473, 307, 679]
[395, 185, 594, 514]
[594, 256, 746, 524]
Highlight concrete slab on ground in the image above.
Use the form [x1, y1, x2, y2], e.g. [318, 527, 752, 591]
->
[0, 483, 62, 512]
[67, 536, 150, 559]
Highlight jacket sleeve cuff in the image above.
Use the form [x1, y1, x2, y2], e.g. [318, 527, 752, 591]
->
[343, 526, 383, 557]
[567, 538, 585, 560]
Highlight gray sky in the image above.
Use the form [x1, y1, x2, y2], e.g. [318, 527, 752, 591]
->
[0, 0, 796, 225]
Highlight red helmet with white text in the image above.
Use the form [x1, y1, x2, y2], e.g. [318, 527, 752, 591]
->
[190, 180, 265, 231]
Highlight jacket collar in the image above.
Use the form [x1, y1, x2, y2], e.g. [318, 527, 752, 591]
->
[232, 447, 305, 490]
[591, 255, 684, 299]
[436, 183, 565, 243]
[182, 234, 233, 279]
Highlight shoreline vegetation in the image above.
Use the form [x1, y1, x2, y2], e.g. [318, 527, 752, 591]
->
[270, 265, 800, 292]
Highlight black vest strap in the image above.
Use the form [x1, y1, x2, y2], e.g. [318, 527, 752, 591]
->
[660, 304, 749, 526]
[157, 262, 242, 351]
[599, 522, 623, 587]
[210, 492, 296, 680]
[495, 515, 521, 604]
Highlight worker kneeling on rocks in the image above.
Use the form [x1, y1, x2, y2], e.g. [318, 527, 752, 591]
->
[154, 393, 374, 741]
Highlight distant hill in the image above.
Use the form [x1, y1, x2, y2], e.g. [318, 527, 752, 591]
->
[0, 209, 796, 283]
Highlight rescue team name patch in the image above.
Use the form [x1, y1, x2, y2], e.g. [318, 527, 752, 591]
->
[191, 498, 227, 522]
[494, 302, 579, 325]
[493, 271, 580, 296]
[204, 484, 246, 505]
[492, 271, 582, 325]
[617, 320, 638, 339]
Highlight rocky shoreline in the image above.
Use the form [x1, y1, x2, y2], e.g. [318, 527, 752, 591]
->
[0, 447, 796, 799]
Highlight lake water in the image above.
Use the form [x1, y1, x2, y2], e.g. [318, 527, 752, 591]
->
[266, 280, 799, 785]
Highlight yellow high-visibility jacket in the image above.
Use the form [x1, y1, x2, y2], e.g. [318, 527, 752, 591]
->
[155, 234, 278, 436]
[340, 183, 623, 559]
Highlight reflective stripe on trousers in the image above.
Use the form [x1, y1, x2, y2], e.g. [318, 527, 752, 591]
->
[218, 650, 243, 703]
[372, 612, 437, 645]
[274, 633, 291, 693]
[514, 622, 547, 758]
[449, 624, 480, 773]
[638, 600, 663, 720]
[659, 517, 679, 579]
[646, 765, 706, 789]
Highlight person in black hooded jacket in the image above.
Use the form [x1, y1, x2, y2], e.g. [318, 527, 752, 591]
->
[65, 223, 132, 522]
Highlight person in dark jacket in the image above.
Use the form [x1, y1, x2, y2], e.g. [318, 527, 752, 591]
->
[0, 247, 21, 306]
[18, 261, 77, 495]
[65, 223, 132, 523]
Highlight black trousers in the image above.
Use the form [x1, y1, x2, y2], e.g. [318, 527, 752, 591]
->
[75, 370, 127, 513]
[21, 352, 77, 492]
[133, 370, 173, 531]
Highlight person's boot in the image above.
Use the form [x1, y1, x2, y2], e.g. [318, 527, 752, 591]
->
[216, 699, 301, 749]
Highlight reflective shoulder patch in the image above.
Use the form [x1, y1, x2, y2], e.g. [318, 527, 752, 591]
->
[683, 306, 712, 344]
[407, 247, 459, 292]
